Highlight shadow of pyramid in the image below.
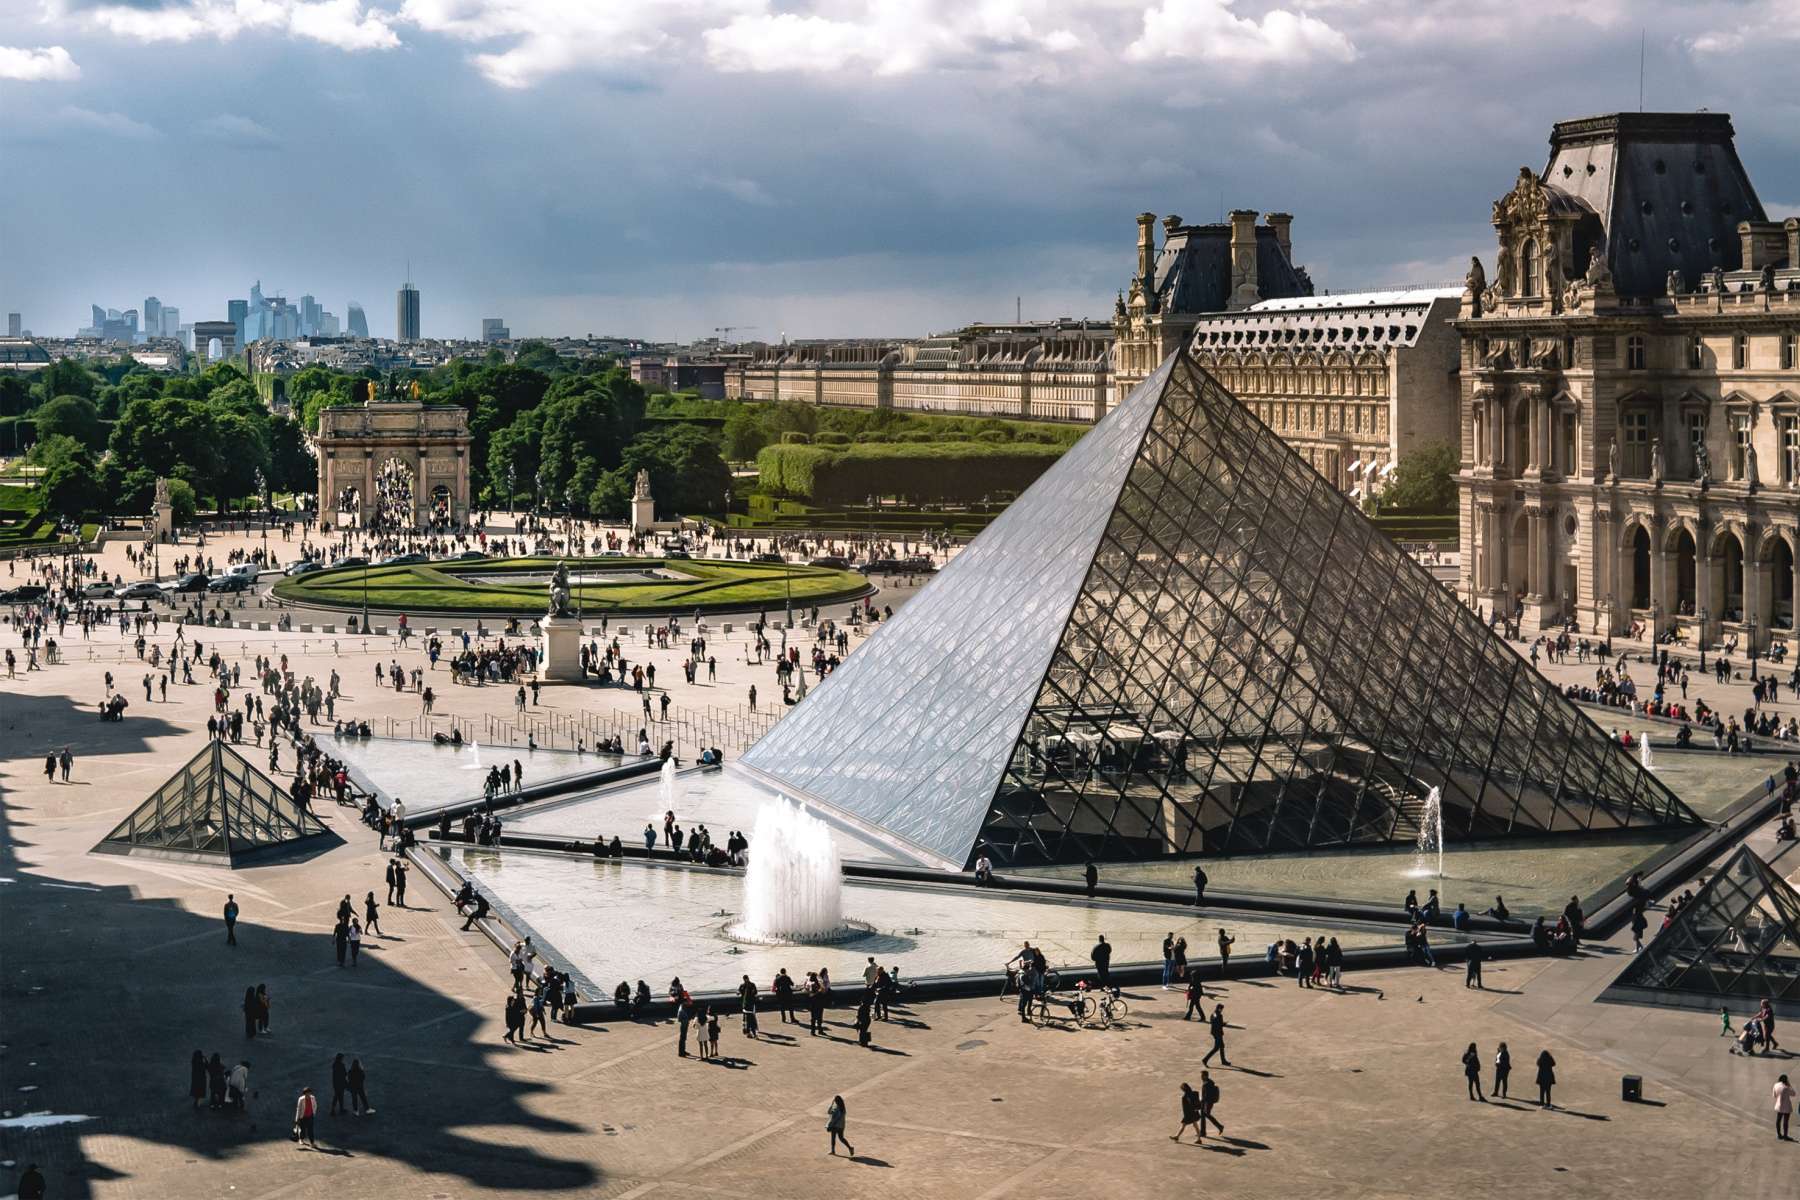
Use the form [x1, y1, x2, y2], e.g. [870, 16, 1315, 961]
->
[0, 702, 604, 1196]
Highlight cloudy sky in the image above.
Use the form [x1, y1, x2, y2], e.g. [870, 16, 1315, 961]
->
[2, 0, 1795, 342]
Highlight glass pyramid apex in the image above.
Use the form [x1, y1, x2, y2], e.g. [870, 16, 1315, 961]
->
[744, 348, 1700, 869]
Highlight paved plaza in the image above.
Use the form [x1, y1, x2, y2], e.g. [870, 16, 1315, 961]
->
[2, 527, 1798, 1198]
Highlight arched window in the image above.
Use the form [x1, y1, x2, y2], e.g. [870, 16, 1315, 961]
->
[1522, 239, 1542, 296]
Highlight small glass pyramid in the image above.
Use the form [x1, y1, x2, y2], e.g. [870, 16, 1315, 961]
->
[1610, 845, 1800, 1001]
[95, 741, 330, 865]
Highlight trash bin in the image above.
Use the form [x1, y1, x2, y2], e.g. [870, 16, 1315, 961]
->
[1622, 1074, 1642, 1102]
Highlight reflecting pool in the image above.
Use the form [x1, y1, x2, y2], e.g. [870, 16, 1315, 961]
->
[437, 845, 1456, 998]
[328, 735, 623, 813]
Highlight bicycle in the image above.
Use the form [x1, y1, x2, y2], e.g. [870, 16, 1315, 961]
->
[1029, 985, 1092, 1027]
[1082, 985, 1129, 1029]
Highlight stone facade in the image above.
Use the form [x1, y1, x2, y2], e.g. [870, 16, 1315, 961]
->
[1111, 209, 1313, 410]
[1189, 289, 1462, 490]
[1458, 111, 1800, 651]
[726, 321, 1113, 423]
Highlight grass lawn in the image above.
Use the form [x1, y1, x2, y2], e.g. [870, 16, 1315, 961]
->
[272, 556, 872, 616]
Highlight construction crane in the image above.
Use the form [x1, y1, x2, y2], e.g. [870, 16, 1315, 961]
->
[713, 325, 757, 339]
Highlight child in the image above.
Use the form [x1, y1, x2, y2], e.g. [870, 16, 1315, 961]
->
[706, 1008, 721, 1059]
[1721, 1006, 1735, 1038]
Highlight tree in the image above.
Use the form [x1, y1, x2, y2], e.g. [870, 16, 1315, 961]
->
[29, 435, 101, 517]
[32, 395, 105, 451]
[721, 409, 768, 461]
[165, 478, 198, 526]
[614, 425, 729, 516]
[1380, 442, 1460, 512]
[268, 416, 316, 497]
[33, 358, 96, 404]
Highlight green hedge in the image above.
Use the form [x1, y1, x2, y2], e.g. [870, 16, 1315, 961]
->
[779, 431, 812, 445]
[756, 441, 1063, 505]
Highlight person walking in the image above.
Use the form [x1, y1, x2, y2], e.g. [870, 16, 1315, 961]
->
[1090, 934, 1112, 991]
[242, 986, 259, 1038]
[826, 1095, 854, 1157]
[363, 891, 382, 936]
[59, 746, 72, 782]
[1203, 1003, 1230, 1066]
[503, 992, 526, 1044]
[330, 1054, 349, 1116]
[333, 918, 349, 967]
[1493, 1042, 1511, 1099]
[1535, 1049, 1557, 1108]
[1462, 1042, 1485, 1101]
[1217, 927, 1234, 974]
[1172, 1082, 1204, 1143]
[1193, 865, 1207, 906]
[1160, 933, 1176, 990]
[293, 1086, 318, 1148]
[223, 894, 239, 946]
[348, 1057, 373, 1115]
[1776, 1074, 1795, 1141]
[256, 984, 271, 1034]
[1084, 860, 1098, 898]
[1465, 940, 1485, 989]
[1184, 972, 1206, 1019]
[1199, 1071, 1223, 1135]
[347, 918, 362, 967]
[15, 1164, 46, 1200]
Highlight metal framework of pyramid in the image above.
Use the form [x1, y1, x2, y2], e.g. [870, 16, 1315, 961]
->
[1608, 845, 1800, 1003]
[741, 347, 1700, 870]
[94, 740, 330, 865]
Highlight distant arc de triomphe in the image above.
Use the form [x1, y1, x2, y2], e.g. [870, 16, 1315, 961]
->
[315, 393, 472, 529]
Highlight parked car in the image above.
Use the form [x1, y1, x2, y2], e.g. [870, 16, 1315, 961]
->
[118, 580, 163, 600]
[169, 572, 210, 593]
[752, 552, 785, 564]
[380, 552, 428, 565]
[1, 584, 48, 604]
[450, 550, 487, 561]
[665, 549, 692, 560]
[809, 556, 849, 570]
[334, 556, 368, 569]
[284, 559, 325, 576]
[82, 581, 116, 598]
[206, 574, 255, 593]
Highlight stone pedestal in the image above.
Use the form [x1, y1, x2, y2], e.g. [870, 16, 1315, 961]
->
[630, 494, 655, 535]
[152, 502, 174, 543]
[538, 614, 584, 682]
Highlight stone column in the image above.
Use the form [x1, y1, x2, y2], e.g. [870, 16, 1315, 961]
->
[1649, 533, 1669, 637]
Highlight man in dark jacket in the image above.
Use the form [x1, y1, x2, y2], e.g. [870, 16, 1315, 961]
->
[1089, 935, 1112, 991]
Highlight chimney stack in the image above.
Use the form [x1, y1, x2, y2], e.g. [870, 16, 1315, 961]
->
[1228, 209, 1260, 311]
[1264, 212, 1293, 261]
[1136, 212, 1157, 297]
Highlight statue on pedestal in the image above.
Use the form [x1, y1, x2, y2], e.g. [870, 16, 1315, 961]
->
[548, 561, 572, 618]
[1608, 437, 1619, 482]
[1694, 441, 1712, 488]
[1650, 438, 1664, 485]
[154, 477, 171, 507]
[634, 469, 652, 501]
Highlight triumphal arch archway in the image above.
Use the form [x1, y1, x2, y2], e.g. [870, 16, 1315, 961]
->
[315, 395, 471, 530]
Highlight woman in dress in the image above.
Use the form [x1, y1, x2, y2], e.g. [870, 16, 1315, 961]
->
[826, 1095, 854, 1157]
[1535, 1049, 1557, 1108]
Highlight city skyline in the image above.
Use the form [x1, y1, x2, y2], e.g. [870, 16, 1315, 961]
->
[1, 2, 1796, 342]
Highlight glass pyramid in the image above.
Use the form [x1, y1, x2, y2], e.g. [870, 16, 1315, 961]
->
[1609, 845, 1800, 1002]
[742, 348, 1700, 869]
[95, 741, 330, 865]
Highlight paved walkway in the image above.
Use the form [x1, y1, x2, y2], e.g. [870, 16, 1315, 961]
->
[3, 531, 1797, 1197]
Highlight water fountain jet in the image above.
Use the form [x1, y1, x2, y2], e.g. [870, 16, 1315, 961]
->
[1639, 734, 1654, 772]
[1409, 786, 1444, 879]
[725, 799, 868, 944]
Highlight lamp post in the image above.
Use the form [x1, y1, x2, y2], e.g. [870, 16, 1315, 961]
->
[507, 466, 516, 527]
[1699, 606, 1710, 672]
[1750, 613, 1760, 680]
[253, 468, 268, 568]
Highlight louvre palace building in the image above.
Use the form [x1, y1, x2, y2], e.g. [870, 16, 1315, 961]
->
[1457, 112, 1800, 649]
